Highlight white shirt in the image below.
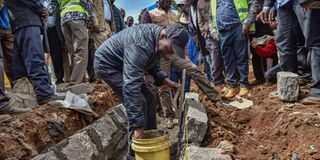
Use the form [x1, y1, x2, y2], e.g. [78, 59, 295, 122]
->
[104, 0, 112, 21]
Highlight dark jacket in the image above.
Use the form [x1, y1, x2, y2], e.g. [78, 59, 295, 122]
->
[5, 0, 44, 31]
[94, 24, 167, 129]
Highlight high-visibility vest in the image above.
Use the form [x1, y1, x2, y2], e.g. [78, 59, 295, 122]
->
[211, 0, 255, 33]
[58, 0, 88, 18]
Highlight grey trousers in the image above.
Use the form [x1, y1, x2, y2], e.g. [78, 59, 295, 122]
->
[62, 20, 89, 84]
[205, 37, 225, 85]
[277, 0, 320, 97]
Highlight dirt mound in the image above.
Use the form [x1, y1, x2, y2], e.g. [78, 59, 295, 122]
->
[193, 83, 320, 159]
[0, 84, 119, 159]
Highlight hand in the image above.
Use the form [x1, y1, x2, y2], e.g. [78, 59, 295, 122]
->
[268, 8, 277, 24]
[41, 9, 49, 25]
[242, 24, 250, 36]
[257, 7, 270, 24]
[164, 78, 180, 91]
[133, 127, 145, 139]
[88, 18, 100, 32]
[251, 38, 257, 48]
[265, 35, 275, 44]
[210, 29, 220, 42]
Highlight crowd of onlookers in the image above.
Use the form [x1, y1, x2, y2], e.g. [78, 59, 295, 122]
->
[0, 0, 319, 124]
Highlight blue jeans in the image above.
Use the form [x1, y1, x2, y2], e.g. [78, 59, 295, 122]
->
[219, 25, 249, 87]
[170, 67, 191, 93]
[13, 26, 54, 101]
[277, 0, 320, 97]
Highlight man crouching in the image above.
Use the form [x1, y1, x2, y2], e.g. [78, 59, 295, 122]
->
[94, 23, 188, 159]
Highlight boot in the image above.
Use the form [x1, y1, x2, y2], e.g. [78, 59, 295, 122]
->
[224, 87, 239, 98]
[238, 87, 249, 97]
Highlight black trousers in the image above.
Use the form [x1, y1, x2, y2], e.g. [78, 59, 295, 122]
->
[47, 27, 65, 84]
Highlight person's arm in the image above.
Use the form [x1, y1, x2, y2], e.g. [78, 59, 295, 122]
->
[141, 10, 152, 24]
[243, 0, 259, 26]
[123, 44, 150, 130]
[16, 0, 45, 16]
[148, 63, 168, 86]
[197, 0, 210, 38]
[208, 1, 219, 41]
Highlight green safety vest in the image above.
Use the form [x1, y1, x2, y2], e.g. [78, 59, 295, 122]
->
[211, 0, 255, 33]
[57, 0, 88, 18]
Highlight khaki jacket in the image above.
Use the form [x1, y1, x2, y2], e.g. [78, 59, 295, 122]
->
[197, 0, 211, 38]
[148, 7, 180, 26]
[89, 0, 108, 32]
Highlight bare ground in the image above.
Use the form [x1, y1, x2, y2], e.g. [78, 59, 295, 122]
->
[0, 84, 119, 159]
[192, 83, 320, 160]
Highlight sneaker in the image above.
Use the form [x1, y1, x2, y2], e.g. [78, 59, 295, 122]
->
[302, 96, 320, 105]
[238, 87, 249, 97]
[38, 94, 65, 105]
[0, 114, 11, 123]
[164, 118, 174, 129]
[225, 87, 239, 98]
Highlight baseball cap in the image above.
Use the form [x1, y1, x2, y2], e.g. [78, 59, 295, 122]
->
[165, 23, 189, 59]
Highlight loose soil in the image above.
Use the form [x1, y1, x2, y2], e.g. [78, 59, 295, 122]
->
[192, 83, 320, 159]
[0, 84, 119, 160]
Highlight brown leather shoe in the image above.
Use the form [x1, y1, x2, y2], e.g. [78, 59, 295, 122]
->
[238, 87, 249, 97]
[302, 96, 320, 105]
[225, 87, 240, 98]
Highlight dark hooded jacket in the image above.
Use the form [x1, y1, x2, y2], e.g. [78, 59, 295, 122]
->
[94, 24, 167, 129]
[6, 0, 44, 31]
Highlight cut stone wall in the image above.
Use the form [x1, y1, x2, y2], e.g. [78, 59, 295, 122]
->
[32, 105, 128, 160]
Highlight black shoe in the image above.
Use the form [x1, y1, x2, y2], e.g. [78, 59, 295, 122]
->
[38, 95, 65, 105]
[0, 105, 31, 115]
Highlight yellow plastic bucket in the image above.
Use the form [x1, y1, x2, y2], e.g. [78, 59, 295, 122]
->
[132, 130, 170, 160]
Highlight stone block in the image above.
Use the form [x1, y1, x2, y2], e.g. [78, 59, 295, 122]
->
[32, 151, 59, 160]
[32, 105, 128, 160]
[277, 72, 299, 102]
[12, 77, 35, 96]
[181, 145, 232, 160]
[107, 104, 128, 132]
[86, 113, 126, 159]
[10, 93, 38, 109]
[64, 83, 94, 95]
[60, 132, 99, 160]
[185, 92, 200, 102]
[183, 99, 208, 146]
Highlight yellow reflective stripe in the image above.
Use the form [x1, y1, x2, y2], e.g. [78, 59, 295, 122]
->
[211, 0, 255, 33]
[211, 0, 218, 32]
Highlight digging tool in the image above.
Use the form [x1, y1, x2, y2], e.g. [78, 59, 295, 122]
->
[176, 69, 187, 158]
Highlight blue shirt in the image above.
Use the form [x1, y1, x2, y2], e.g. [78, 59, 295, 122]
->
[216, 0, 241, 31]
[113, 5, 125, 32]
[277, 0, 290, 7]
